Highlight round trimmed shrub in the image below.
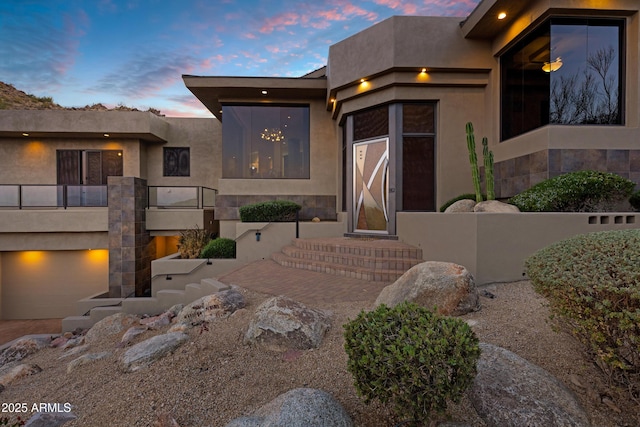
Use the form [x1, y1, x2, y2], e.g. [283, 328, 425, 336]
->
[509, 170, 635, 212]
[525, 230, 640, 398]
[238, 200, 301, 222]
[200, 238, 236, 259]
[343, 302, 480, 425]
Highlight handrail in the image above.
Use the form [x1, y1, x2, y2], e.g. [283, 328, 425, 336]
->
[0, 184, 107, 209]
[147, 186, 217, 209]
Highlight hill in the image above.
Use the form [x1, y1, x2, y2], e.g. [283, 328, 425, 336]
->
[0, 81, 162, 115]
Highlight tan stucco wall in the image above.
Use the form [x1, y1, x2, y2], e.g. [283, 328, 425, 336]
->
[145, 118, 220, 189]
[217, 99, 336, 196]
[0, 137, 143, 184]
[1, 249, 108, 319]
[397, 212, 640, 285]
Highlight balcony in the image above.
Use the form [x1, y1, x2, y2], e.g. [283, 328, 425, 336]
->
[146, 186, 217, 234]
[0, 184, 108, 209]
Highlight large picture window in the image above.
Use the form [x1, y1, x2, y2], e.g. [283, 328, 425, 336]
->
[222, 105, 310, 179]
[501, 18, 624, 140]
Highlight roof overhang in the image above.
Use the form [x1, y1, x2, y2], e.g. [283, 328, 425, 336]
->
[461, 0, 532, 39]
[0, 110, 169, 142]
[183, 75, 328, 120]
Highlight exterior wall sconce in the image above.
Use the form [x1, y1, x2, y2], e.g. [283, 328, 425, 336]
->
[166, 275, 172, 280]
[255, 231, 261, 241]
[542, 57, 563, 73]
[498, 12, 507, 20]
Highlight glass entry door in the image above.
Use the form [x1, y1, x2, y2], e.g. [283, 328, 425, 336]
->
[353, 137, 389, 233]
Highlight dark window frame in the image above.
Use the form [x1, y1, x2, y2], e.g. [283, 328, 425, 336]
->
[163, 147, 191, 177]
[500, 16, 625, 141]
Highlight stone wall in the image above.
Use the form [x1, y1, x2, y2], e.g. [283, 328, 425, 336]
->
[108, 177, 155, 298]
[492, 149, 640, 198]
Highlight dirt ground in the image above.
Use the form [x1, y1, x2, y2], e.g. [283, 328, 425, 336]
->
[0, 281, 638, 427]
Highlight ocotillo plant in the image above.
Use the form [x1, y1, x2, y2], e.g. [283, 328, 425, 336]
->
[482, 136, 495, 200]
[465, 122, 483, 203]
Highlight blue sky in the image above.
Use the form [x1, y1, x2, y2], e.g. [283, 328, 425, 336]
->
[0, 0, 479, 117]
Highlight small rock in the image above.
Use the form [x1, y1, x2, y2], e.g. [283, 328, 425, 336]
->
[174, 289, 245, 327]
[24, 411, 76, 427]
[85, 313, 139, 344]
[59, 344, 90, 360]
[0, 337, 51, 367]
[120, 326, 149, 347]
[50, 336, 69, 348]
[0, 364, 42, 387]
[141, 311, 173, 329]
[152, 412, 181, 427]
[67, 352, 110, 373]
[224, 388, 352, 427]
[121, 332, 189, 372]
[601, 396, 621, 413]
[61, 336, 85, 350]
[444, 199, 476, 213]
[473, 200, 520, 213]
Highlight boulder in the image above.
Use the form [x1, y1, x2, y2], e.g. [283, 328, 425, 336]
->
[225, 388, 353, 427]
[244, 296, 331, 351]
[0, 336, 51, 367]
[85, 313, 138, 344]
[374, 261, 480, 316]
[469, 343, 591, 427]
[174, 288, 245, 326]
[0, 363, 42, 386]
[444, 199, 476, 213]
[473, 200, 520, 213]
[121, 332, 189, 372]
[67, 352, 110, 374]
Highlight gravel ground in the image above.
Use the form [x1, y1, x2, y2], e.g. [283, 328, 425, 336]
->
[1, 281, 638, 427]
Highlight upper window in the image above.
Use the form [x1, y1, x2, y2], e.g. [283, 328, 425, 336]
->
[163, 147, 190, 177]
[222, 105, 310, 179]
[501, 18, 624, 140]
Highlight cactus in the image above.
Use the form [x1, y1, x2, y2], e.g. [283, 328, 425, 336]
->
[482, 136, 495, 200]
[465, 122, 483, 203]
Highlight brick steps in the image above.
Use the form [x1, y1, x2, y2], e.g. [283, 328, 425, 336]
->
[271, 237, 423, 282]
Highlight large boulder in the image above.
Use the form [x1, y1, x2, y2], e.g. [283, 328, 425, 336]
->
[121, 332, 189, 372]
[225, 388, 353, 427]
[444, 199, 476, 213]
[469, 343, 591, 427]
[244, 296, 331, 351]
[473, 200, 520, 213]
[374, 261, 480, 316]
[85, 313, 139, 344]
[174, 288, 245, 326]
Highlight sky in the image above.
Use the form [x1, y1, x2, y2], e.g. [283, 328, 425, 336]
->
[0, 0, 480, 117]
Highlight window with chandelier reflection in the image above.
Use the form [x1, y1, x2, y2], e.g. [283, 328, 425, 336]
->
[222, 105, 310, 179]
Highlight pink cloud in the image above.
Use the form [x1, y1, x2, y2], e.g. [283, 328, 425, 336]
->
[260, 12, 300, 34]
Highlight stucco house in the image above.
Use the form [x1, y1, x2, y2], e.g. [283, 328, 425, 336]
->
[1, 0, 639, 320]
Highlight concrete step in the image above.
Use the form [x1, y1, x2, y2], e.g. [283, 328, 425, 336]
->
[89, 306, 123, 323]
[61, 316, 94, 333]
[201, 278, 231, 293]
[121, 297, 162, 316]
[156, 289, 186, 307]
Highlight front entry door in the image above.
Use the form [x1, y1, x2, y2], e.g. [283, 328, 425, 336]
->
[353, 138, 389, 233]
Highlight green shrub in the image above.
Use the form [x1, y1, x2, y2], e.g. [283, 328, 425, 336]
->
[201, 238, 236, 259]
[238, 200, 301, 222]
[509, 170, 635, 212]
[343, 302, 480, 425]
[630, 190, 640, 211]
[178, 226, 210, 259]
[439, 193, 485, 212]
[525, 230, 640, 398]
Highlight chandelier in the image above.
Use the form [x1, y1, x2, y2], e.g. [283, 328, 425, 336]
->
[261, 128, 285, 142]
[542, 57, 563, 73]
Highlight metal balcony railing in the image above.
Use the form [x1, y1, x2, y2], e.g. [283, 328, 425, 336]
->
[0, 184, 108, 209]
[147, 186, 217, 209]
